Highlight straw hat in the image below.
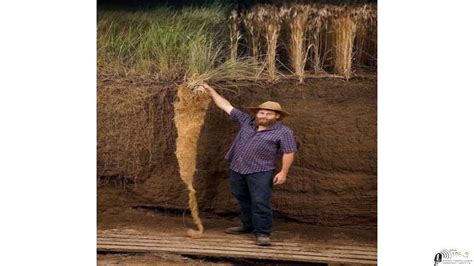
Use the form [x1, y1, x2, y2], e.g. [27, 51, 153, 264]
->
[246, 101, 290, 120]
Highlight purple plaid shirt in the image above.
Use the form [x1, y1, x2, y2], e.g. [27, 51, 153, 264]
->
[225, 108, 298, 174]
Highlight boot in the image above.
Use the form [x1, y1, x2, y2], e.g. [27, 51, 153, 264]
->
[256, 233, 271, 246]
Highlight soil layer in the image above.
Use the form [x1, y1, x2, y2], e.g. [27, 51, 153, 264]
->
[98, 76, 377, 227]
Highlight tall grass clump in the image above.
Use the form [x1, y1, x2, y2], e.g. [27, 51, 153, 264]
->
[243, 8, 263, 63]
[307, 6, 328, 74]
[136, 20, 190, 78]
[331, 6, 358, 79]
[97, 17, 147, 71]
[234, 4, 376, 79]
[97, 6, 229, 79]
[261, 5, 283, 80]
[288, 5, 311, 82]
[228, 10, 241, 62]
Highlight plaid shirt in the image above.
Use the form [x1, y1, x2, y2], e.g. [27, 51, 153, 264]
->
[225, 108, 298, 174]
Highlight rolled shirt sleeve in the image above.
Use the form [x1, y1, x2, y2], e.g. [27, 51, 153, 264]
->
[229, 107, 252, 126]
[280, 129, 298, 153]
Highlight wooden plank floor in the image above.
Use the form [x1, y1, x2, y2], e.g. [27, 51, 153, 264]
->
[97, 230, 377, 265]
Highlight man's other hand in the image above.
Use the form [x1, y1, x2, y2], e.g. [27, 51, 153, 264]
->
[273, 171, 287, 185]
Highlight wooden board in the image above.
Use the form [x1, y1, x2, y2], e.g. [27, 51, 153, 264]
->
[97, 231, 377, 265]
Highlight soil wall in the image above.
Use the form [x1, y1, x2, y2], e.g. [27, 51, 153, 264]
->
[98, 76, 377, 227]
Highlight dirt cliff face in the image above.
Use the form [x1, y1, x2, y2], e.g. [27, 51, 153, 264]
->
[99, 76, 377, 227]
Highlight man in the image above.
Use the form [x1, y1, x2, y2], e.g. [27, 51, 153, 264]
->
[204, 83, 297, 246]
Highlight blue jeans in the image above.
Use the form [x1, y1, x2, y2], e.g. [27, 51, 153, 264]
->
[229, 169, 274, 235]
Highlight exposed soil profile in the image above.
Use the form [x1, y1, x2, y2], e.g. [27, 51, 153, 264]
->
[98, 75, 377, 228]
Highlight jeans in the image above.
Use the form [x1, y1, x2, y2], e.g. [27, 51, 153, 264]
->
[229, 169, 274, 235]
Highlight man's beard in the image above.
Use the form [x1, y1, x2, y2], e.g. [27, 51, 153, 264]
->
[256, 117, 278, 127]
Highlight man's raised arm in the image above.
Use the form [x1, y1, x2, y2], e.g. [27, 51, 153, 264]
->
[203, 83, 234, 115]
